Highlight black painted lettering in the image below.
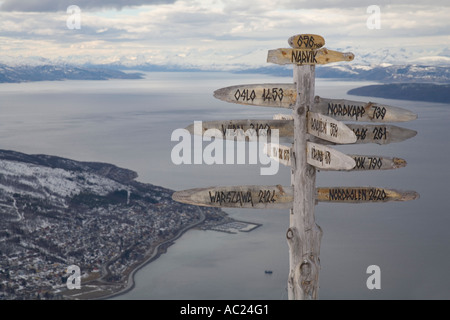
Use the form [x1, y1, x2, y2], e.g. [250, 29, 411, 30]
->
[292, 50, 318, 64]
[354, 156, 366, 169]
[353, 128, 367, 140]
[327, 103, 366, 120]
[373, 127, 387, 140]
[371, 106, 387, 120]
[329, 123, 338, 137]
[310, 118, 327, 135]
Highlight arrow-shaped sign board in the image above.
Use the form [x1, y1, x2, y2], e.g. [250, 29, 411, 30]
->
[288, 34, 325, 49]
[213, 84, 296, 108]
[347, 155, 407, 171]
[172, 185, 294, 209]
[214, 84, 418, 123]
[307, 142, 356, 171]
[265, 143, 407, 171]
[316, 187, 419, 203]
[267, 48, 354, 65]
[307, 111, 357, 144]
[346, 124, 417, 145]
[313, 96, 418, 123]
[185, 119, 293, 140]
[310, 124, 417, 145]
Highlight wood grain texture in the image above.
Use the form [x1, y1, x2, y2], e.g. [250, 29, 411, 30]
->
[307, 111, 357, 144]
[172, 185, 293, 209]
[267, 48, 354, 65]
[288, 34, 325, 49]
[288, 64, 322, 300]
[313, 96, 418, 122]
[309, 124, 417, 145]
[316, 187, 420, 203]
[265, 143, 407, 171]
[306, 142, 356, 170]
[213, 83, 296, 108]
[264, 143, 292, 167]
[185, 119, 294, 140]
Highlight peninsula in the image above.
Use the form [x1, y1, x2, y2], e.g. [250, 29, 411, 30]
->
[0, 149, 255, 300]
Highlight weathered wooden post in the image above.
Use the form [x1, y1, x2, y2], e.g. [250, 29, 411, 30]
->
[287, 63, 322, 300]
[268, 34, 355, 299]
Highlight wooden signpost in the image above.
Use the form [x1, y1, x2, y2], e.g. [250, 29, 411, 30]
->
[265, 143, 407, 171]
[317, 187, 419, 203]
[214, 83, 418, 124]
[264, 143, 292, 167]
[313, 96, 418, 122]
[311, 124, 417, 145]
[267, 47, 355, 65]
[173, 185, 293, 209]
[172, 33, 419, 300]
[185, 119, 293, 139]
[288, 34, 325, 49]
[213, 84, 296, 108]
[306, 142, 356, 171]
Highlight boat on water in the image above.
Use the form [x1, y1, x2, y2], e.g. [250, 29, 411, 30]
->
[264, 270, 273, 274]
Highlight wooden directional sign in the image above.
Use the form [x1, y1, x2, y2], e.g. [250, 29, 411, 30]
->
[307, 142, 355, 171]
[316, 187, 419, 203]
[267, 48, 354, 65]
[313, 96, 418, 123]
[307, 111, 357, 144]
[264, 143, 407, 171]
[264, 143, 292, 167]
[348, 155, 407, 171]
[213, 84, 296, 108]
[288, 34, 325, 49]
[346, 124, 417, 145]
[310, 124, 417, 145]
[172, 185, 294, 209]
[185, 119, 294, 139]
[215, 86, 418, 124]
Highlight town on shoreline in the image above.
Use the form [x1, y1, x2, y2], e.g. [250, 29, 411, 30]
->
[61, 218, 262, 300]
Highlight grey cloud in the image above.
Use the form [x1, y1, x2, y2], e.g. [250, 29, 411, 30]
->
[0, 0, 177, 12]
[280, 0, 450, 8]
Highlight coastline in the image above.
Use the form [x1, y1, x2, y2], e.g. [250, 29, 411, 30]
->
[102, 209, 207, 300]
[61, 208, 206, 300]
[61, 213, 262, 300]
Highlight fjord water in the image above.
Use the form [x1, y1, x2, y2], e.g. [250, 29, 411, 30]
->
[0, 72, 449, 299]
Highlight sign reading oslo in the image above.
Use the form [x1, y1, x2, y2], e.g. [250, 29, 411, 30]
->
[214, 83, 418, 124]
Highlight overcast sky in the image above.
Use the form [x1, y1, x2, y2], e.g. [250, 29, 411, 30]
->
[0, 0, 449, 68]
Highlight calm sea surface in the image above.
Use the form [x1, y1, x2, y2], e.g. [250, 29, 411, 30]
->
[0, 72, 449, 299]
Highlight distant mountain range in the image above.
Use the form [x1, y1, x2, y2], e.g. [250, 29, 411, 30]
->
[348, 83, 450, 103]
[0, 60, 449, 85]
[0, 64, 143, 83]
[236, 64, 450, 84]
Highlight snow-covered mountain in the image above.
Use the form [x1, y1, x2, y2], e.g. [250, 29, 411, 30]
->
[1, 45, 450, 83]
[0, 63, 143, 83]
